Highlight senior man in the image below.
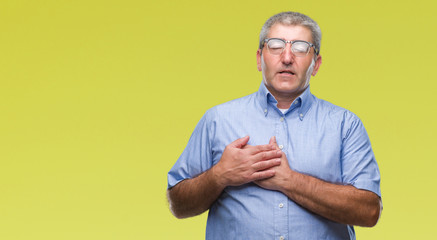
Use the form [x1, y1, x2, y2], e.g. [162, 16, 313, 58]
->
[167, 11, 382, 240]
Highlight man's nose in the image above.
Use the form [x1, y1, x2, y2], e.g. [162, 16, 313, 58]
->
[281, 43, 294, 64]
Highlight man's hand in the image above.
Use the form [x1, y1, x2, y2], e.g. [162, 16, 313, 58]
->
[254, 136, 292, 192]
[167, 136, 282, 219]
[213, 136, 282, 188]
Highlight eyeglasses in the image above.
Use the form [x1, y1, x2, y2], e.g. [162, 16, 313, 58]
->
[262, 38, 319, 57]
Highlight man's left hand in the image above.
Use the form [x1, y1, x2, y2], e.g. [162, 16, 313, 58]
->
[254, 136, 293, 192]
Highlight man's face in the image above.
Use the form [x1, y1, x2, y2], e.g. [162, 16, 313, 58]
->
[257, 24, 322, 99]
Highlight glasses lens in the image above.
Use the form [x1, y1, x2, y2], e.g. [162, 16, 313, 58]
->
[292, 41, 310, 57]
[267, 39, 285, 55]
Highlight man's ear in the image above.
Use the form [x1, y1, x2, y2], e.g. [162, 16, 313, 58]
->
[312, 54, 322, 76]
[256, 49, 262, 71]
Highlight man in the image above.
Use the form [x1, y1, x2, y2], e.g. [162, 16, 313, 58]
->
[167, 11, 382, 239]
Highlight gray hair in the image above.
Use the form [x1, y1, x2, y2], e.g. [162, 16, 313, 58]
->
[259, 11, 322, 56]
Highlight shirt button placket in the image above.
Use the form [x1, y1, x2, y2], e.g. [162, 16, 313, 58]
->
[275, 114, 288, 240]
[277, 201, 286, 239]
[278, 116, 285, 151]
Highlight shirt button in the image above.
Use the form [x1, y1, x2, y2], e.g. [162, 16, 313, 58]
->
[279, 203, 284, 208]
[280, 117, 284, 122]
[279, 236, 285, 240]
[279, 145, 283, 150]
[264, 109, 267, 113]
[299, 113, 303, 118]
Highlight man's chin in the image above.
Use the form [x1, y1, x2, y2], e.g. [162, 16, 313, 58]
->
[279, 84, 309, 94]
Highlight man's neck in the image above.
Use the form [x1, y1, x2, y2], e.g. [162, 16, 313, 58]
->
[267, 88, 305, 109]
[275, 95, 295, 109]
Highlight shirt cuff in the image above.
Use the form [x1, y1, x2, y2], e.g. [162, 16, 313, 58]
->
[351, 179, 381, 197]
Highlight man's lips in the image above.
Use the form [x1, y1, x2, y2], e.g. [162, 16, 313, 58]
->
[278, 69, 295, 75]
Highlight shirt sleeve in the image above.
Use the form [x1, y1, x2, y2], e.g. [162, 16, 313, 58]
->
[341, 112, 381, 197]
[167, 111, 215, 189]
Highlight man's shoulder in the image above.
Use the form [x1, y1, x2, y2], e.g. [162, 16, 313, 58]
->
[313, 96, 360, 123]
[205, 91, 258, 116]
[315, 97, 349, 113]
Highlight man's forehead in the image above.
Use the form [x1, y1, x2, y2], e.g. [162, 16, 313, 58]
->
[267, 23, 312, 41]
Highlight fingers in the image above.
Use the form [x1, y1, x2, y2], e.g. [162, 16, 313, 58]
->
[229, 136, 250, 148]
[252, 158, 281, 171]
[230, 136, 279, 152]
[252, 149, 282, 162]
[246, 143, 276, 155]
[269, 136, 280, 150]
[269, 136, 276, 145]
[251, 169, 276, 180]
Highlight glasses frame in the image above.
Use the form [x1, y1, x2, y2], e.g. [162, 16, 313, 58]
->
[262, 38, 319, 57]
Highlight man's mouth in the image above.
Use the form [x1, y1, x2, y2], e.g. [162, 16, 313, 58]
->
[278, 70, 295, 75]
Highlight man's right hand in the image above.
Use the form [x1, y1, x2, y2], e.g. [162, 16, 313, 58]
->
[212, 136, 283, 188]
[167, 136, 282, 218]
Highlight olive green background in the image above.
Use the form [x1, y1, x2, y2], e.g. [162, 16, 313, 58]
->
[1, 0, 436, 239]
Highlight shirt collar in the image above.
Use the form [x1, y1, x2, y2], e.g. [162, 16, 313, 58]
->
[257, 82, 314, 120]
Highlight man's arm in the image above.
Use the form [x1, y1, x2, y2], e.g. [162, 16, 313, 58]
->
[285, 172, 381, 227]
[167, 136, 282, 219]
[167, 166, 225, 219]
[255, 137, 381, 227]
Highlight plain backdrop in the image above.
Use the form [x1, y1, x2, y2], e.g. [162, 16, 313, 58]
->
[1, 0, 436, 239]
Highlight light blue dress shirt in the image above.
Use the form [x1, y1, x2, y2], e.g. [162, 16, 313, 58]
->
[168, 83, 381, 240]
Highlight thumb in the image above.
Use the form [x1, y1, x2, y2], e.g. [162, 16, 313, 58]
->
[230, 136, 250, 148]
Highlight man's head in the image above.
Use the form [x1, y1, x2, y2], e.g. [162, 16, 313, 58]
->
[256, 12, 322, 102]
[258, 12, 321, 59]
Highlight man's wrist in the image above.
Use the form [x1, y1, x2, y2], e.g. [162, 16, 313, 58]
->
[279, 169, 298, 196]
[210, 164, 227, 189]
